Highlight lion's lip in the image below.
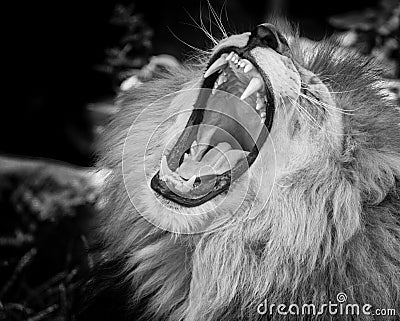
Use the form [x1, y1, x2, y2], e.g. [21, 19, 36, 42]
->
[150, 48, 275, 207]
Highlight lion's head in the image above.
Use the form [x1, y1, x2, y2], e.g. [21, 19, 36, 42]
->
[95, 21, 400, 321]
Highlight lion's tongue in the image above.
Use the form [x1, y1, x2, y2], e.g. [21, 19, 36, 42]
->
[178, 143, 249, 179]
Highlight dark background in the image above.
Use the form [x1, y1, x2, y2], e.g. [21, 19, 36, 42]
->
[3, 0, 379, 166]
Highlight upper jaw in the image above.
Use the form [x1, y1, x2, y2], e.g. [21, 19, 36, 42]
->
[203, 49, 275, 125]
[204, 47, 275, 108]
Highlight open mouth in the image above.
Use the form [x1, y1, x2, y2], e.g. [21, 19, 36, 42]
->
[151, 48, 275, 207]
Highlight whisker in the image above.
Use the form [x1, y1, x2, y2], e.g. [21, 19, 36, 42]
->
[300, 84, 363, 95]
[299, 93, 348, 115]
[198, 4, 219, 45]
[288, 97, 322, 130]
[289, 96, 347, 137]
[183, 7, 219, 46]
[180, 21, 220, 43]
[300, 93, 362, 115]
[167, 27, 211, 55]
[207, 0, 228, 38]
[278, 93, 289, 117]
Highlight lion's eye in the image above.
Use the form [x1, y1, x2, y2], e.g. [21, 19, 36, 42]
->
[249, 23, 290, 56]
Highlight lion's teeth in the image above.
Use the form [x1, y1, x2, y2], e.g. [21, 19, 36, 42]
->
[167, 176, 183, 189]
[240, 77, 263, 100]
[256, 102, 264, 111]
[225, 52, 234, 61]
[190, 140, 197, 156]
[212, 81, 218, 95]
[231, 53, 239, 63]
[244, 63, 253, 73]
[217, 73, 226, 86]
[212, 73, 227, 94]
[260, 111, 266, 124]
[256, 93, 265, 110]
[160, 155, 172, 180]
[204, 55, 228, 78]
[181, 175, 196, 192]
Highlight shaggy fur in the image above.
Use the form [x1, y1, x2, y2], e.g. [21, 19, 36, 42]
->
[84, 23, 400, 321]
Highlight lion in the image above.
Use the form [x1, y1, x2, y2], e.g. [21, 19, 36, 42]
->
[82, 20, 400, 321]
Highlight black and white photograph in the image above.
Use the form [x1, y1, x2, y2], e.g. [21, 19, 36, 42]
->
[1, 0, 400, 320]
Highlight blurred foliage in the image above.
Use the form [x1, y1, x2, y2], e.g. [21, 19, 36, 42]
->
[330, 0, 400, 78]
[97, 4, 154, 88]
[0, 159, 102, 320]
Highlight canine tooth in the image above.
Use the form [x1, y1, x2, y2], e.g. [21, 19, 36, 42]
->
[239, 60, 246, 68]
[240, 78, 263, 100]
[181, 175, 196, 192]
[204, 56, 228, 78]
[190, 141, 197, 155]
[225, 52, 234, 61]
[187, 174, 196, 185]
[160, 155, 172, 179]
[244, 63, 253, 73]
[168, 176, 183, 189]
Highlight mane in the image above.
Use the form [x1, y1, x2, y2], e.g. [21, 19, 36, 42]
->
[89, 34, 400, 321]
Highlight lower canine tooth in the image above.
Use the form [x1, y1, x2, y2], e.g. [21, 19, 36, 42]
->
[240, 78, 263, 100]
[181, 175, 196, 192]
[160, 155, 172, 179]
[226, 52, 234, 61]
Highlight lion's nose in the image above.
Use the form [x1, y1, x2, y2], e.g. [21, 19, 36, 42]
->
[248, 23, 288, 54]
